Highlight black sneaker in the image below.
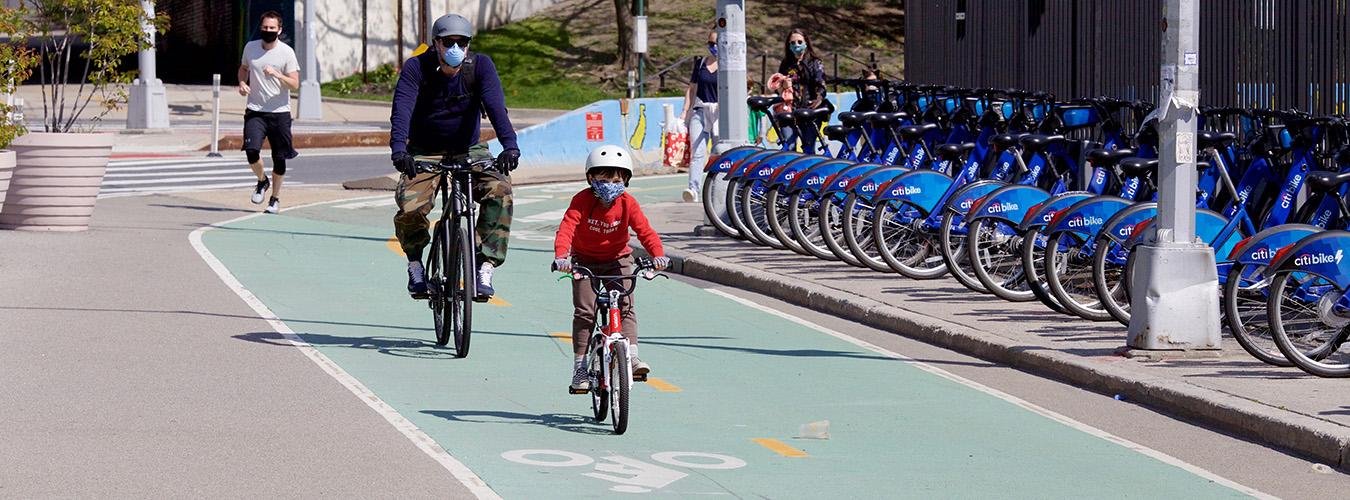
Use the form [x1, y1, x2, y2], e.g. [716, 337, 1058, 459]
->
[250, 179, 270, 204]
[474, 262, 495, 302]
[408, 262, 428, 297]
[264, 197, 280, 214]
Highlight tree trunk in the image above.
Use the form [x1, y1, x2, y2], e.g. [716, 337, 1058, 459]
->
[614, 0, 634, 70]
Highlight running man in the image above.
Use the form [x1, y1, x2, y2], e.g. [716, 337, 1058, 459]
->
[238, 10, 300, 214]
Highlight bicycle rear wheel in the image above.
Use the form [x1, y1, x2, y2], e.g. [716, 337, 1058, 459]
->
[430, 220, 451, 347]
[1267, 271, 1350, 377]
[610, 341, 631, 434]
[450, 222, 474, 357]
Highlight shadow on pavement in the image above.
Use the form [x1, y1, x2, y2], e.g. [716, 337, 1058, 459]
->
[150, 203, 255, 213]
[420, 410, 612, 435]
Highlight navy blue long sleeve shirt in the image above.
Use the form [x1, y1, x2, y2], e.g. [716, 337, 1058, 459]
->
[389, 52, 519, 156]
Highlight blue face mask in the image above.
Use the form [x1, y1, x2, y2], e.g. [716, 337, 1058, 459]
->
[790, 42, 806, 55]
[708, 44, 718, 57]
[592, 181, 626, 204]
[443, 44, 466, 67]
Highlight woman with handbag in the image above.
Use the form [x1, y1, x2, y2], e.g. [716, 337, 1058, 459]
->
[776, 28, 831, 154]
[680, 29, 720, 203]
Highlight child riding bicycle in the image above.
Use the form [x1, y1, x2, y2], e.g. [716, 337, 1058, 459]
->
[553, 144, 670, 393]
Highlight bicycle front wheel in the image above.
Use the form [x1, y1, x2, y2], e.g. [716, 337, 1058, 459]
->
[590, 338, 608, 421]
[842, 194, 891, 272]
[789, 192, 835, 260]
[1043, 231, 1111, 321]
[701, 171, 741, 239]
[1093, 235, 1133, 326]
[1224, 263, 1292, 366]
[449, 222, 474, 357]
[872, 200, 947, 279]
[940, 210, 987, 293]
[609, 341, 631, 434]
[1267, 271, 1350, 377]
[819, 194, 865, 266]
[430, 220, 451, 347]
[969, 218, 1034, 301]
[767, 188, 811, 256]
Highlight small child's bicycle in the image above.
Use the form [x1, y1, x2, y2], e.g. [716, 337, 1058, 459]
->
[557, 257, 666, 435]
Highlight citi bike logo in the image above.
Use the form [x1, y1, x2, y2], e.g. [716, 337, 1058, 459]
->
[1294, 249, 1344, 267]
[1093, 169, 1107, 185]
[717, 160, 732, 170]
[885, 148, 900, 164]
[806, 176, 825, 186]
[986, 202, 1019, 213]
[784, 171, 798, 181]
[960, 198, 975, 210]
[1117, 224, 1134, 238]
[1280, 174, 1303, 209]
[1067, 215, 1104, 228]
[860, 182, 877, 193]
[757, 167, 774, 177]
[1236, 184, 1254, 203]
[1248, 246, 1275, 261]
[889, 185, 921, 196]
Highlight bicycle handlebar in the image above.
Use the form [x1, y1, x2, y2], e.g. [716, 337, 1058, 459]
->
[554, 258, 669, 298]
[415, 157, 499, 174]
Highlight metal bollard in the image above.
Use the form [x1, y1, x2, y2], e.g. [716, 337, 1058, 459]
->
[207, 74, 222, 158]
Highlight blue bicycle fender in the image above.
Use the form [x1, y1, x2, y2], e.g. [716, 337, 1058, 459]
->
[726, 150, 781, 180]
[946, 180, 1007, 216]
[970, 184, 1052, 226]
[768, 155, 832, 189]
[822, 163, 885, 196]
[1047, 196, 1132, 239]
[788, 160, 855, 195]
[848, 166, 908, 202]
[1267, 230, 1350, 289]
[1019, 191, 1094, 231]
[705, 146, 764, 174]
[1104, 203, 1158, 246]
[873, 169, 951, 213]
[1230, 224, 1321, 266]
[740, 152, 802, 183]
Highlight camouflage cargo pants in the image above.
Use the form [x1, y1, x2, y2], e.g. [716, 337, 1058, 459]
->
[393, 144, 512, 267]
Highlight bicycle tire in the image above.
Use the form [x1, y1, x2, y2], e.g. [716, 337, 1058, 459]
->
[725, 179, 760, 245]
[939, 210, 987, 293]
[1044, 231, 1112, 321]
[969, 218, 1035, 302]
[430, 220, 451, 347]
[610, 341, 631, 434]
[1021, 227, 1071, 314]
[740, 181, 787, 249]
[701, 171, 741, 239]
[451, 222, 474, 357]
[590, 339, 608, 421]
[1267, 271, 1350, 377]
[872, 199, 947, 279]
[788, 191, 837, 260]
[818, 194, 865, 267]
[767, 188, 812, 256]
[1223, 263, 1293, 366]
[1093, 235, 1132, 326]
[841, 194, 892, 272]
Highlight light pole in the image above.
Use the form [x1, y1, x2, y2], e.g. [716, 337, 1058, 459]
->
[127, 0, 168, 129]
[297, 0, 323, 120]
[1127, 0, 1220, 353]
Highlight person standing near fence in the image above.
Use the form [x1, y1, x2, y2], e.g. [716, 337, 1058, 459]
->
[238, 10, 300, 214]
[679, 28, 720, 203]
[776, 28, 829, 154]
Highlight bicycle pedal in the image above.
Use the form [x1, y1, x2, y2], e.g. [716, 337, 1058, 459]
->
[568, 386, 590, 394]
[409, 291, 430, 300]
[632, 374, 648, 382]
[472, 295, 490, 303]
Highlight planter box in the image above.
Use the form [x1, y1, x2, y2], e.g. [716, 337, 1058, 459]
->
[0, 132, 114, 231]
[0, 150, 13, 212]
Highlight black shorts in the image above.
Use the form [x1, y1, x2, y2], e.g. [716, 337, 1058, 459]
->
[242, 110, 299, 159]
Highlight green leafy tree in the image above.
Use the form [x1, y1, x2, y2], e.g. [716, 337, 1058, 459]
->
[16, 0, 168, 132]
[0, 7, 38, 148]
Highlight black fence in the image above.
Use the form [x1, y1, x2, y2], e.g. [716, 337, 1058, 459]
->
[156, 0, 296, 84]
[905, 0, 1350, 115]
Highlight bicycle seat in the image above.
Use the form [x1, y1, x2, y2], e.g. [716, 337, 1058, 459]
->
[936, 142, 977, 161]
[869, 112, 906, 127]
[1306, 170, 1350, 192]
[992, 133, 1029, 149]
[1086, 148, 1136, 167]
[748, 96, 783, 113]
[823, 125, 856, 142]
[772, 111, 796, 128]
[1018, 134, 1066, 152]
[1119, 157, 1159, 178]
[898, 123, 939, 141]
[793, 107, 833, 123]
[1198, 131, 1237, 149]
[838, 111, 871, 127]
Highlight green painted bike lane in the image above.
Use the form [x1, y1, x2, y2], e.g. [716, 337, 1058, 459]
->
[200, 177, 1253, 498]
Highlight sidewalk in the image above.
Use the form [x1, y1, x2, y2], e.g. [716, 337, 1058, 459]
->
[10, 84, 564, 156]
[637, 199, 1350, 470]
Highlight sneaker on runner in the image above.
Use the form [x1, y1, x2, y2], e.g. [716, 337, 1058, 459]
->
[264, 196, 280, 214]
[569, 365, 590, 392]
[631, 356, 650, 376]
[407, 261, 428, 296]
[681, 188, 698, 203]
[251, 179, 270, 204]
[476, 261, 495, 299]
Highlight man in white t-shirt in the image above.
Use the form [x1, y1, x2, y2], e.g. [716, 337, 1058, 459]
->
[237, 10, 300, 214]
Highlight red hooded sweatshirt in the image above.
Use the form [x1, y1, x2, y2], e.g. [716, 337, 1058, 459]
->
[554, 190, 664, 262]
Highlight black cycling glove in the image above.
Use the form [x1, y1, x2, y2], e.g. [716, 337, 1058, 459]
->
[391, 152, 417, 177]
[497, 148, 521, 172]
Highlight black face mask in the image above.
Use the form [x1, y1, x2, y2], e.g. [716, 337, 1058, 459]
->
[260, 31, 279, 43]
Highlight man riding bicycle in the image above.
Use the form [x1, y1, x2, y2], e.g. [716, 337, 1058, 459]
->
[390, 13, 521, 300]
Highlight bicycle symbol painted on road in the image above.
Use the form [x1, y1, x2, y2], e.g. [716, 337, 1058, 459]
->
[501, 449, 747, 493]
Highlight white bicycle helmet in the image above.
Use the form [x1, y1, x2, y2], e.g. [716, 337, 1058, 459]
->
[584, 144, 634, 177]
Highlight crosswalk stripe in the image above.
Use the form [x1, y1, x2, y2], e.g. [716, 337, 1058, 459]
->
[107, 159, 241, 171]
[105, 168, 253, 179]
[98, 181, 306, 196]
[103, 174, 262, 186]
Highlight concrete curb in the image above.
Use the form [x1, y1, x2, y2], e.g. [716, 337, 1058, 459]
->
[636, 241, 1350, 469]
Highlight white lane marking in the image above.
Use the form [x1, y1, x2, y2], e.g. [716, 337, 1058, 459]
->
[334, 198, 397, 210]
[106, 168, 256, 178]
[516, 208, 567, 224]
[703, 288, 1274, 499]
[96, 181, 307, 198]
[188, 195, 501, 500]
[104, 174, 262, 186]
[107, 159, 242, 171]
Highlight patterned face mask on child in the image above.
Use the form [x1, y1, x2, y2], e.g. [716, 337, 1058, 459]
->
[592, 181, 626, 204]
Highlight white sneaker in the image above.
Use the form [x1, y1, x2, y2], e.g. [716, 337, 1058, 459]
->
[631, 357, 650, 376]
[681, 188, 698, 203]
[264, 197, 280, 214]
[250, 179, 270, 204]
[569, 365, 590, 392]
[475, 261, 495, 299]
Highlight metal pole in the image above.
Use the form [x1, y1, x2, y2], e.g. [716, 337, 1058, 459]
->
[297, 0, 323, 120]
[701, 0, 749, 230]
[126, 0, 168, 129]
[636, 0, 645, 98]
[1126, 0, 1220, 352]
[208, 74, 222, 157]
